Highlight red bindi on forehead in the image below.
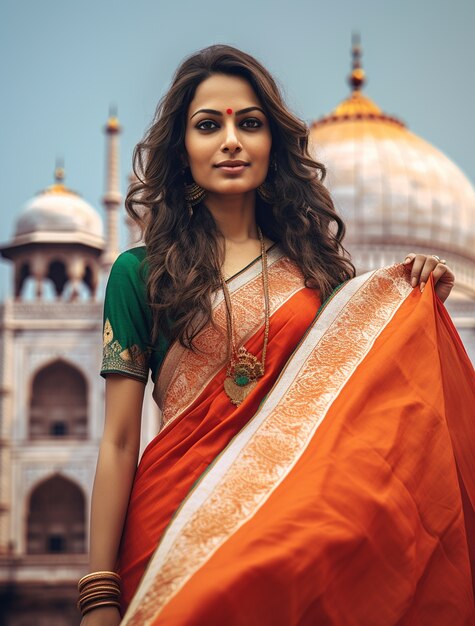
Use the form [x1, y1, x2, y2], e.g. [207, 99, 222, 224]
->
[226, 108, 233, 115]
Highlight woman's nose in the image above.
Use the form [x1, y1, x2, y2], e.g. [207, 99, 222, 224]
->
[222, 122, 242, 152]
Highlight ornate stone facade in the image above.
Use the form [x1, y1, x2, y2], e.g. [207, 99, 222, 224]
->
[0, 118, 160, 626]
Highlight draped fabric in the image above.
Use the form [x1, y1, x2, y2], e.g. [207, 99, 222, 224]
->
[114, 258, 475, 626]
[116, 247, 320, 607]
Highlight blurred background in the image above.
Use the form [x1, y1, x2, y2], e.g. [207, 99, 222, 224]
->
[1, 0, 474, 624]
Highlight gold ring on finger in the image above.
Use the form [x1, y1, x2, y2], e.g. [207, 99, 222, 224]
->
[432, 254, 441, 262]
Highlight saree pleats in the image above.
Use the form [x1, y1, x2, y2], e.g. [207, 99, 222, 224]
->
[120, 266, 475, 626]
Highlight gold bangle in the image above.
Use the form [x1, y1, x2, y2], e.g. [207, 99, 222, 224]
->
[77, 571, 122, 616]
[78, 591, 120, 604]
[78, 583, 120, 597]
[80, 599, 121, 616]
[78, 571, 121, 591]
[78, 581, 120, 594]
[79, 589, 120, 605]
[79, 584, 120, 598]
[79, 581, 120, 594]
[79, 571, 121, 583]
[80, 598, 120, 613]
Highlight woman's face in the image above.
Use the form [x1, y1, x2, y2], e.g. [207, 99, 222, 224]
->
[184, 73, 272, 198]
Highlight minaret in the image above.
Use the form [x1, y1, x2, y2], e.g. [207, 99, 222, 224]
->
[101, 106, 122, 273]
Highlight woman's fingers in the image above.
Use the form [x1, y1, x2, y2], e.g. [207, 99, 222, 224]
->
[402, 252, 455, 302]
[404, 254, 437, 288]
[418, 256, 441, 291]
[431, 263, 448, 284]
[433, 264, 455, 303]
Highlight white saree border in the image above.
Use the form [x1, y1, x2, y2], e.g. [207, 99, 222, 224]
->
[153, 246, 306, 430]
[122, 264, 413, 626]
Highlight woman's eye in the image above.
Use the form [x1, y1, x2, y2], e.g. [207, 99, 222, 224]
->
[241, 118, 262, 129]
[196, 120, 218, 131]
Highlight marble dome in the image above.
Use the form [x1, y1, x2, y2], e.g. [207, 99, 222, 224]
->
[308, 48, 475, 290]
[12, 169, 104, 248]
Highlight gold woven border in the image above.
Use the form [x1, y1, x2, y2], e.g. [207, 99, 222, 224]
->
[154, 255, 306, 429]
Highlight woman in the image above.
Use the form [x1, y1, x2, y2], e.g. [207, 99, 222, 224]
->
[79, 45, 474, 625]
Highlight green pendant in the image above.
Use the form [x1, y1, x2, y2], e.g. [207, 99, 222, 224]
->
[224, 347, 264, 406]
[224, 376, 257, 406]
[235, 374, 249, 386]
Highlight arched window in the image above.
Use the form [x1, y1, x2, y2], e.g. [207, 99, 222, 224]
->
[84, 264, 94, 294]
[17, 261, 30, 298]
[29, 361, 88, 439]
[48, 260, 68, 296]
[27, 475, 86, 554]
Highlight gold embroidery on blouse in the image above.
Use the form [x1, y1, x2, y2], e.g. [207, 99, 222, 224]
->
[102, 318, 149, 380]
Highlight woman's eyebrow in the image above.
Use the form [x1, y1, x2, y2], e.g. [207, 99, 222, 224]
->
[190, 106, 266, 120]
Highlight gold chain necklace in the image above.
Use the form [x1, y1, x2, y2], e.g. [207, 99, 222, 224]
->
[220, 227, 270, 406]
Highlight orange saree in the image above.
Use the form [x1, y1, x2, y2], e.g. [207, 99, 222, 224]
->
[118, 253, 475, 626]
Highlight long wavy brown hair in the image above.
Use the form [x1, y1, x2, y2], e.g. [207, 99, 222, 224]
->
[126, 44, 355, 349]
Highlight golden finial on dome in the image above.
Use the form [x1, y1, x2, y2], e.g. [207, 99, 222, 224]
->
[106, 104, 121, 133]
[39, 157, 76, 196]
[310, 33, 405, 130]
[348, 32, 366, 92]
[49, 157, 68, 194]
[54, 156, 65, 184]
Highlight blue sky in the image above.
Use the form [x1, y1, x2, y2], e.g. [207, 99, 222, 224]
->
[1, 0, 474, 297]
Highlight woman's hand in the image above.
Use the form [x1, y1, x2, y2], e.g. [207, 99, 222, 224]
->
[403, 253, 455, 303]
[80, 606, 122, 626]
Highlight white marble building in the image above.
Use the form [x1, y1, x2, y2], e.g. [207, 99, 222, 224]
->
[309, 40, 475, 360]
[0, 116, 160, 626]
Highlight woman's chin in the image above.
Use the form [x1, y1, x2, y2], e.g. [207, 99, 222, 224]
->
[206, 186, 257, 200]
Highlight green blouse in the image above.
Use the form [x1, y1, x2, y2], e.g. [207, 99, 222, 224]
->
[100, 246, 170, 384]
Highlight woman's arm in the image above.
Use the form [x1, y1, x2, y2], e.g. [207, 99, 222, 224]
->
[81, 374, 146, 626]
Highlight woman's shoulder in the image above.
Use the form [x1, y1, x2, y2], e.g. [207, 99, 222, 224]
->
[109, 245, 148, 280]
[113, 245, 147, 268]
[104, 246, 151, 317]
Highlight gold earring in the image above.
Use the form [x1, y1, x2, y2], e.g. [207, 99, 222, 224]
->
[183, 168, 206, 217]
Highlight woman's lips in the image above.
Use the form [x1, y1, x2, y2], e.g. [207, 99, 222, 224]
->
[216, 160, 249, 174]
[216, 164, 249, 174]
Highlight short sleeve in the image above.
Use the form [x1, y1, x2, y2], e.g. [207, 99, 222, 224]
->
[100, 247, 152, 383]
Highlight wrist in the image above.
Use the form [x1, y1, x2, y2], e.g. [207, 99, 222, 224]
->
[77, 570, 122, 618]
